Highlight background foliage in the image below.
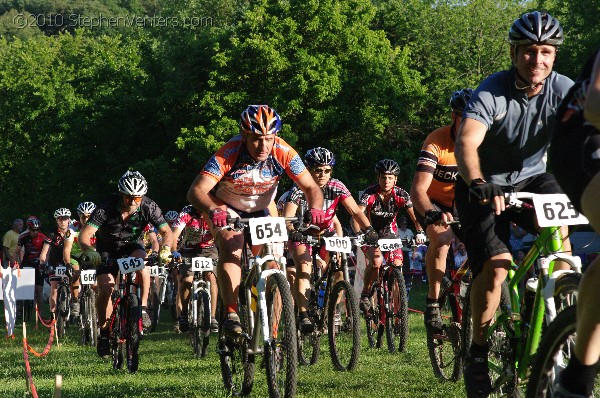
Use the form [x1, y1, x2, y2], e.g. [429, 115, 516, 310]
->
[0, 0, 597, 227]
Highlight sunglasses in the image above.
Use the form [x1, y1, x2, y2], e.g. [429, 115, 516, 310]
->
[312, 168, 332, 175]
[123, 195, 143, 203]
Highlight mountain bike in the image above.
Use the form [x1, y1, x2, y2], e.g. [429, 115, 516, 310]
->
[49, 263, 72, 339]
[75, 256, 98, 347]
[105, 254, 157, 373]
[362, 237, 409, 353]
[218, 216, 298, 398]
[147, 260, 170, 333]
[427, 252, 471, 382]
[294, 232, 361, 371]
[461, 192, 585, 396]
[186, 254, 216, 359]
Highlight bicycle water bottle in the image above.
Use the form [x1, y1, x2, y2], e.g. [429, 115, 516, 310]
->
[317, 281, 327, 309]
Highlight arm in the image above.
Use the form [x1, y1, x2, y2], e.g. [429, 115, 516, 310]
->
[406, 207, 424, 233]
[17, 244, 24, 263]
[3, 246, 12, 263]
[333, 215, 343, 237]
[63, 237, 73, 264]
[187, 174, 223, 215]
[294, 172, 324, 210]
[39, 242, 50, 264]
[585, 51, 600, 129]
[157, 224, 173, 250]
[148, 230, 160, 252]
[283, 201, 299, 232]
[351, 204, 366, 234]
[79, 224, 99, 253]
[341, 196, 370, 231]
[410, 171, 435, 217]
[171, 225, 184, 252]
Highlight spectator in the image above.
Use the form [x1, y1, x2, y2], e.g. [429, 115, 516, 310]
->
[3, 219, 23, 268]
[454, 242, 468, 268]
[397, 216, 415, 241]
[509, 222, 536, 254]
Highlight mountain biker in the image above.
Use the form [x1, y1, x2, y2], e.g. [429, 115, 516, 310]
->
[356, 159, 425, 313]
[170, 205, 220, 334]
[17, 216, 47, 315]
[187, 104, 326, 337]
[283, 147, 377, 333]
[78, 171, 173, 359]
[409, 88, 472, 335]
[546, 48, 600, 398]
[453, 11, 574, 397]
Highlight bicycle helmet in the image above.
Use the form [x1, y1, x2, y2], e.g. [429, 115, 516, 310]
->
[26, 216, 41, 230]
[375, 159, 400, 176]
[54, 208, 71, 218]
[450, 88, 474, 113]
[165, 210, 179, 222]
[509, 11, 564, 46]
[118, 170, 148, 196]
[239, 105, 282, 135]
[305, 147, 336, 168]
[77, 201, 96, 216]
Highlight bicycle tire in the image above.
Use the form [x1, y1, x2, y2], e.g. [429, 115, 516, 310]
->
[328, 280, 360, 371]
[148, 280, 160, 333]
[265, 272, 298, 397]
[364, 285, 379, 349]
[428, 276, 462, 382]
[385, 267, 409, 353]
[553, 272, 581, 314]
[297, 290, 321, 366]
[526, 305, 577, 398]
[110, 306, 123, 370]
[192, 289, 211, 359]
[125, 293, 140, 373]
[87, 290, 98, 347]
[56, 283, 69, 339]
[218, 295, 255, 396]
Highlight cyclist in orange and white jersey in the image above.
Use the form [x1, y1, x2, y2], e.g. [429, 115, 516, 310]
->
[410, 88, 472, 335]
[187, 105, 326, 336]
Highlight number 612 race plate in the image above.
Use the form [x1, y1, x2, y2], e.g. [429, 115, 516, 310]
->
[249, 217, 288, 244]
[531, 194, 589, 227]
[191, 257, 214, 272]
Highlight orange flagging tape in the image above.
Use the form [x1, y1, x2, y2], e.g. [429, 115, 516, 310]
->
[22, 338, 39, 398]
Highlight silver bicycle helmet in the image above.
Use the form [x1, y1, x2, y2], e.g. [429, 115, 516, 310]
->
[118, 171, 148, 196]
[77, 201, 96, 216]
[54, 208, 71, 218]
[509, 11, 564, 46]
[305, 147, 336, 168]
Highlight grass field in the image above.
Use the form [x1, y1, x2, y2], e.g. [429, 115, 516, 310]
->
[0, 284, 467, 398]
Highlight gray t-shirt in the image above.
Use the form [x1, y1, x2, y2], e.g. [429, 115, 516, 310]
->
[463, 69, 573, 186]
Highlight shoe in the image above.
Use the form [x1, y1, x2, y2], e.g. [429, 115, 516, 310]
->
[70, 298, 80, 318]
[173, 319, 181, 334]
[97, 329, 110, 359]
[210, 317, 219, 333]
[464, 352, 492, 398]
[141, 310, 151, 329]
[552, 382, 591, 398]
[359, 295, 371, 313]
[424, 302, 443, 336]
[299, 316, 315, 334]
[222, 312, 243, 337]
[178, 313, 189, 333]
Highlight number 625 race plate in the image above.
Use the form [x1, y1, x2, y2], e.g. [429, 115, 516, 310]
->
[531, 194, 588, 227]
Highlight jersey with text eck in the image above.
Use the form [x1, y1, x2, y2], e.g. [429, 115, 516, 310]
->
[359, 185, 413, 234]
[201, 134, 308, 213]
[416, 124, 458, 208]
[173, 205, 214, 248]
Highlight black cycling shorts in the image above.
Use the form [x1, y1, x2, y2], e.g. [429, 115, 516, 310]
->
[96, 242, 146, 278]
[550, 117, 600, 213]
[179, 246, 219, 277]
[455, 173, 564, 277]
[414, 200, 462, 242]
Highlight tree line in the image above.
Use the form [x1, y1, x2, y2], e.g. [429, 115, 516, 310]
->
[0, 0, 598, 227]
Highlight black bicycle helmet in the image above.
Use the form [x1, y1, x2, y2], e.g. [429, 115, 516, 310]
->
[509, 11, 564, 46]
[450, 88, 474, 113]
[375, 159, 400, 176]
[305, 147, 336, 168]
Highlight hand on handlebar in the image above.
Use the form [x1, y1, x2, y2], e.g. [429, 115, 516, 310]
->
[288, 230, 304, 242]
[209, 208, 228, 227]
[469, 179, 505, 214]
[83, 250, 102, 266]
[171, 251, 182, 261]
[362, 226, 379, 245]
[304, 208, 328, 229]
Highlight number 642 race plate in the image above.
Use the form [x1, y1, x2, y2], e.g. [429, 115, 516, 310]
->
[531, 194, 588, 227]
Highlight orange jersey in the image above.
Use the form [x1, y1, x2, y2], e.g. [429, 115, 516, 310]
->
[201, 134, 309, 212]
[416, 125, 458, 208]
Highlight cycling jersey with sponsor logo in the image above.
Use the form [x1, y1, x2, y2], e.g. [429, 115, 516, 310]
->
[18, 231, 47, 262]
[416, 124, 458, 208]
[359, 185, 413, 234]
[44, 226, 76, 265]
[201, 134, 308, 213]
[173, 205, 215, 249]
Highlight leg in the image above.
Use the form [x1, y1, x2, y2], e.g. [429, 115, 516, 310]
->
[96, 273, 116, 330]
[214, 228, 244, 336]
[49, 280, 58, 314]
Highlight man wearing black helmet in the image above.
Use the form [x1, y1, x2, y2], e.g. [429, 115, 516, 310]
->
[78, 170, 173, 359]
[454, 11, 574, 397]
[410, 88, 472, 336]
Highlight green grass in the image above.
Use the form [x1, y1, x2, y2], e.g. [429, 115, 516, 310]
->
[0, 284, 467, 397]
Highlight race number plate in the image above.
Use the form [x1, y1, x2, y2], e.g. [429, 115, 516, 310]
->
[149, 265, 159, 277]
[249, 217, 288, 244]
[531, 194, 589, 227]
[191, 257, 214, 272]
[378, 239, 403, 252]
[116, 257, 145, 274]
[80, 269, 96, 285]
[55, 266, 67, 277]
[323, 237, 352, 253]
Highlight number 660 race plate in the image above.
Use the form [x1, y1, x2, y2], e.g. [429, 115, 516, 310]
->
[531, 194, 589, 227]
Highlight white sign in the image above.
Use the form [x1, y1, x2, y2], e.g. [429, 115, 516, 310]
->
[80, 269, 96, 285]
[323, 237, 353, 253]
[249, 217, 288, 244]
[55, 266, 67, 278]
[531, 194, 589, 227]
[116, 257, 145, 274]
[149, 266, 159, 277]
[378, 239, 403, 252]
[191, 257, 214, 272]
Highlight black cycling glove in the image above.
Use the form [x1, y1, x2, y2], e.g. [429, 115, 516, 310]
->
[288, 230, 304, 242]
[424, 209, 442, 227]
[362, 226, 379, 245]
[469, 179, 503, 203]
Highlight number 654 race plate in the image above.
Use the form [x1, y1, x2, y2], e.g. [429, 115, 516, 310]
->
[249, 217, 288, 244]
[532, 194, 589, 227]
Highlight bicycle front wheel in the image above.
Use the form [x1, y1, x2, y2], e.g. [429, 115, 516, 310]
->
[148, 280, 160, 333]
[553, 272, 581, 314]
[328, 280, 360, 371]
[385, 267, 409, 353]
[192, 289, 211, 359]
[81, 289, 98, 346]
[265, 272, 298, 398]
[364, 286, 379, 349]
[125, 293, 140, 373]
[56, 283, 70, 339]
